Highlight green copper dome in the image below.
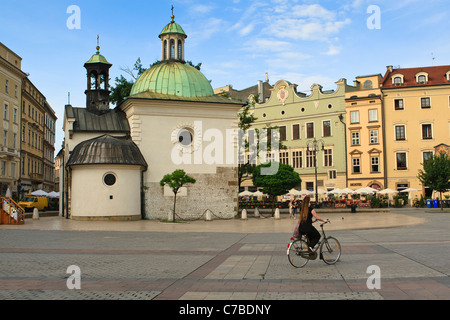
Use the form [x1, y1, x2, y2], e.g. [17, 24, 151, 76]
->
[130, 61, 214, 98]
[159, 21, 187, 38]
[85, 47, 112, 65]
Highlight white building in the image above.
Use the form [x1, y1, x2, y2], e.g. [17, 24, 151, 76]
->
[60, 13, 244, 220]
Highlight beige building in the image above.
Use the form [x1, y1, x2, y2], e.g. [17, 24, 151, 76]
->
[42, 100, 57, 192]
[381, 65, 450, 196]
[0, 42, 26, 197]
[345, 74, 385, 191]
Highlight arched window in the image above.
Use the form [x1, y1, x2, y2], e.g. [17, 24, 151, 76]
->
[99, 74, 106, 90]
[363, 80, 373, 89]
[177, 39, 182, 60]
[418, 75, 426, 84]
[170, 39, 175, 59]
[90, 72, 97, 89]
[163, 40, 167, 60]
[393, 77, 402, 85]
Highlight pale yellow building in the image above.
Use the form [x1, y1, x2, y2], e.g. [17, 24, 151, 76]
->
[381, 65, 450, 197]
[345, 74, 385, 191]
[0, 42, 26, 197]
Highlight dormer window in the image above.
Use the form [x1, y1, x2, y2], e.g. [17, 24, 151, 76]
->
[446, 71, 450, 82]
[393, 77, 403, 86]
[415, 72, 428, 84]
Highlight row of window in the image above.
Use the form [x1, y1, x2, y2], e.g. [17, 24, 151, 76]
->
[350, 129, 379, 146]
[21, 126, 43, 150]
[351, 156, 380, 174]
[254, 148, 334, 169]
[391, 72, 450, 85]
[3, 79, 19, 99]
[349, 108, 379, 124]
[1, 158, 55, 182]
[352, 151, 433, 173]
[2, 103, 19, 123]
[276, 120, 333, 141]
[0, 161, 16, 179]
[393, 97, 436, 110]
[163, 39, 183, 60]
[256, 148, 433, 175]
[349, 123, 435, 146]
[394, 123, 434, 141]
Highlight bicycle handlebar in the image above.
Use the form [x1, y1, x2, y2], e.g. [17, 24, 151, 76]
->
[313, 219, 330, 225]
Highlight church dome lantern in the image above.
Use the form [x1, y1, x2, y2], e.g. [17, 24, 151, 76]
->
[84, 42, 112, 114]
[129, 10, 214, 99]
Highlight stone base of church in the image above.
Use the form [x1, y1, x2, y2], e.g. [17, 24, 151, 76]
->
[71, 215, 142, 221]
[145, 167, 238, 220]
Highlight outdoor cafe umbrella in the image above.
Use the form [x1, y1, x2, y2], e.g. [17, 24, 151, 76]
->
[378, 188, 398, 206]
[299, 189, 313, 196]
[252, 191, 267, 197]
[47, 191, 60, 198]
[329, 188, 343, 195]
[31, 190, 48, 197]
[239, 190, 253, 197]
[400, 188, 420, 206]
[287, 189, 303, 197]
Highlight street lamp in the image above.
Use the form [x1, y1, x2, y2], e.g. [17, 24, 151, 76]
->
[306, 138, 325, 205]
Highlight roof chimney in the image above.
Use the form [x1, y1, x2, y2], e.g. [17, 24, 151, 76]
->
[387, 65, 393, 73]
[257, 80, 263, 103]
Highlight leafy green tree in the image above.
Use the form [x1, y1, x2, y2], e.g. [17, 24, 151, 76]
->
[238, 105, 258, 189]
[252, 162, 301, 213]
[110, 58, 202, 106]
[418, 153, 450, 211]
[160, 169, 196, 221]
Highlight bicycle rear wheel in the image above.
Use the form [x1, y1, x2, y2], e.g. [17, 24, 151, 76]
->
[320, 237, 341, 265]
[287, 239, 309, 268]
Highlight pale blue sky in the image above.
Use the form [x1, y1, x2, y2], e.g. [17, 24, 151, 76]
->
[1, 0, 449, 150]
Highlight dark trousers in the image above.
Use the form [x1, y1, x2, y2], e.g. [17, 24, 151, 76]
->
[298, 224, 321, 249]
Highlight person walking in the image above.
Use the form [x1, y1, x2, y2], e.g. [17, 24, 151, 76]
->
[292, 199, 298, 219]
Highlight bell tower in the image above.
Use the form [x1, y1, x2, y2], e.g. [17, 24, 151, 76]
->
[159, 7, 187, 62]
[84, 40, 112, 114]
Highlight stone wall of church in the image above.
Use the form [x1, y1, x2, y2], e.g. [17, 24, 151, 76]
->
[144, 166, 238, 220]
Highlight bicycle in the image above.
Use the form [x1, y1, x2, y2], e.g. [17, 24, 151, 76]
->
[287, 220, 341, 268]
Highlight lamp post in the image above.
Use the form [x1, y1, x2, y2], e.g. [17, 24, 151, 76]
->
[306, 138, 325, 205]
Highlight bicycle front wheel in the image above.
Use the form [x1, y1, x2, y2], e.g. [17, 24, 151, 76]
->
[320, 237, 341, 265]
[287, 239, 309, 268]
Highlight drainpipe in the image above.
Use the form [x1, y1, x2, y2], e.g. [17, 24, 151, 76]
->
[141, 166, 148, 220]
[65, 165, 70, 219]
[61, 150, 64, 217]
[338, 113, 348, 187]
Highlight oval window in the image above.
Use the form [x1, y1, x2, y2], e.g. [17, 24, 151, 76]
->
[104, 173, 117, 186]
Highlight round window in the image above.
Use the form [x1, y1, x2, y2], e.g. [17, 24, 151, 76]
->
[104, 173, 117, 186]
[178, 128, 193, 146]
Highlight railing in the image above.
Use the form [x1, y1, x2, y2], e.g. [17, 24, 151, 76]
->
[0, 197, 25, 225]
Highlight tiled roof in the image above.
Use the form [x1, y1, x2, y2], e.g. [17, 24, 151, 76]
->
[381, 65, 450, 89]
[67, 134, 147, 168]
[65, 105, 130, 133]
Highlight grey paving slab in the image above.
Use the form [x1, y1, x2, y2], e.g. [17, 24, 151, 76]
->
[0, 208, 449, 300]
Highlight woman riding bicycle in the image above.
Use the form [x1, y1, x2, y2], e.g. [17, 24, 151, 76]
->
[298, 196, 329, 253]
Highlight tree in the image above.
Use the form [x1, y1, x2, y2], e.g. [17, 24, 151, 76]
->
[110, 58, 202, 106]
[237, 105, 287, 190]
[252, 162, 301, 213]
[160, 169, 196, 221]
[237, 105, 258, 189]
[417, 152, 450, 211]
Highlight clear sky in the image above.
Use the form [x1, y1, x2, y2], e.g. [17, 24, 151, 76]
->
[1, 0, 450, 151]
